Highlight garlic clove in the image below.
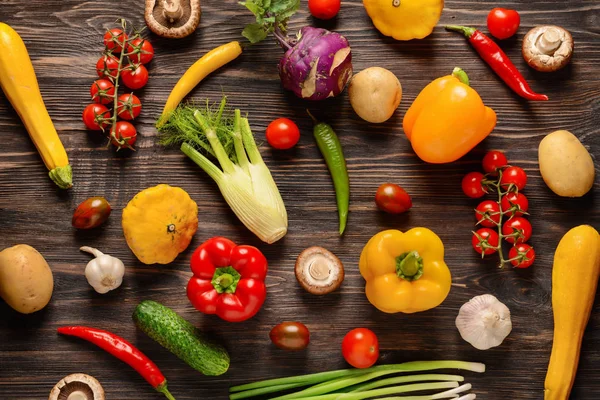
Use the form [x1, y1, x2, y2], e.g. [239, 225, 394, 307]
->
[455, 294, 512, 350]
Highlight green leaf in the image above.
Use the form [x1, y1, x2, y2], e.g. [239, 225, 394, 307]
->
[239, 0, 265, 19]
[269, 0, 299, 20]
[242, 23, 269, 43]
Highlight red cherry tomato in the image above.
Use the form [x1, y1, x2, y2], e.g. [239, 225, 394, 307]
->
[270, 322, 310, 351]
[96, 54, 119, 79]
[472, 228, 499, 255]
[502, 217, 532, 244]
[103, 28, 128, 53]
[501, 192, 529, 218]
[82, 104, 110, 131]
[72, 197, 112, 229]
[342, 328, 379, 369]
[462, 172, 487, 198]
[265, 118, 300, 150]
[90, 79, 115, 105]
[475, 200, 501, 228]
[308, 0, 341, 20]
[121, 64, 149, 90]
[509, 244, 535, 268]
[500, 166, 527, 191]
[487, 8, 520, 40]
[110, 121, 137, 150]
[375, 183, 412, 214]
[482, 150, 508, 176]
[116, 93, 142, 120]
[128, 38, 154, 64]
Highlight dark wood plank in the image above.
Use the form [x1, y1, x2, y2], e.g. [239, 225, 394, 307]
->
[0, 0, 598, 399]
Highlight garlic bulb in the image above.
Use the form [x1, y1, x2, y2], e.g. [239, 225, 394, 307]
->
[455, 294, 512, 350]
[80, 246, 124, 294]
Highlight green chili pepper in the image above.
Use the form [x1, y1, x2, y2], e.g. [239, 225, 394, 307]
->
[308, 111, 349, 235]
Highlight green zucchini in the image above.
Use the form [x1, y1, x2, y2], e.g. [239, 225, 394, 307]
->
[133, 300, 230, 376]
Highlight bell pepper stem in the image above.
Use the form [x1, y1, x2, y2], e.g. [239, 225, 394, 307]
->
[212, 266, 241, 294]
[396, 251, 424, 281]
[452, 67, 470, 86]
[445, 25, 477, 38]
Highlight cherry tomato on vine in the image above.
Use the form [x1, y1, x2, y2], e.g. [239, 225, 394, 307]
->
[265, 118, 300, 150]
[269, 322, 310, 351]
[111, 121, 137, 150]
[308, 0, 341, 20]
[128, 38, 154, 64]
[509, 244, 535, 268]
[462, 172, 487, 198]
[103, 28, 128, 53]
[482, 150, 508, 175]
[90, 79, 115, 105]
[342, 328, 379, 369]
[375, 183, 412, 214]
[82, 104, 110, 131]
[96, 54, 119, 79]
[487, 8, 520, 40]
[116, 93, 142, 120]
[500, 166, 527, 191]
[502, 217, 532, 244]
[472, 228, 499, 255]
[121, 64, 149, 90]
[475, 200, 501, 228]
[72, 197, 112, 230]
[501, 192, 529, 218]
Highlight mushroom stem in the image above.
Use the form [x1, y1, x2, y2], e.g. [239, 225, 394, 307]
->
[163, 0, 184, 23]
[537, 28, 562, 55]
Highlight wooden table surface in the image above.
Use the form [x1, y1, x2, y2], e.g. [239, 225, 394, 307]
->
[1, 0, 598, 399]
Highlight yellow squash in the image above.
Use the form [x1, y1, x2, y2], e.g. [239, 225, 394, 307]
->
[363, 0, 444, 41]
[0, 23, 72, 189]
[545, 225, 600, 400]
[122, 184, 199, 264]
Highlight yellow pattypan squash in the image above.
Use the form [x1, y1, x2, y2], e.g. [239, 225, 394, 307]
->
[122, 184, 198, 264]
[363, 0, 444, 41]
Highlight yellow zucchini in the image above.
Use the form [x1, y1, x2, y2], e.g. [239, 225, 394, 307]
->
[0, 23, 72, 189]
[545, 225, 600, 400]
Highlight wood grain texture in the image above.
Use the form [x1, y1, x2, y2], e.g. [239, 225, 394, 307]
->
[0, 0, 599, 399]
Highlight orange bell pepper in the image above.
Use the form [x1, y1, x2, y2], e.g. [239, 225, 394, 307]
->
[403, 68, 497, 164]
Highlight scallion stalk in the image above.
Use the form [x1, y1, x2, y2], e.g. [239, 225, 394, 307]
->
[294, 381, 460, 400]
[348, 374, 464, 393]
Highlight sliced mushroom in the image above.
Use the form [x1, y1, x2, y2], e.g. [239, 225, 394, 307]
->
[49, 373, 104, 400]
[522, 26, 573, 72]
[295, 246, 344, 295]
[145, 0, 201, 39]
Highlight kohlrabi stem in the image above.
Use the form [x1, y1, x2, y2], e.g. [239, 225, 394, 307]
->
[273, 25, 292, 50]
[193, 110, 235, 174]
[233, 109, 250, 174]
[181, 143, 223, 182]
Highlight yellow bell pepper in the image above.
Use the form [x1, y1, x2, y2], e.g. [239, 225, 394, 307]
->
[359, 228, 451, 314]
[363, 0, 444, 41]
[403, 68, 497, 164]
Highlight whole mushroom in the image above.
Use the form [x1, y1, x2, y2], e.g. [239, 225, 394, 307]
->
[145, 0, 201, 39]
[49, 373, 104, 400]
[522, 25, 573, 72]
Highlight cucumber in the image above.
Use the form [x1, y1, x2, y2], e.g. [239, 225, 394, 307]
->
[133, 300, 230, 376]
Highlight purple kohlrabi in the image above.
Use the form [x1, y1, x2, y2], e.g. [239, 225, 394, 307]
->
[278, 27, 353, 101]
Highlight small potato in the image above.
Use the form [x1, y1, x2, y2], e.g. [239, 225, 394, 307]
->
[0, 244, 53, 314]
[538, 130, 595, 197]
[349, 67, 402, 123]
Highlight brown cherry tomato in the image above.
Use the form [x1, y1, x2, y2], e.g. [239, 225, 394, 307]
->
[375, 183, 412, 214]
[72, 197, 112, 229]
[269, 322, 310, 351]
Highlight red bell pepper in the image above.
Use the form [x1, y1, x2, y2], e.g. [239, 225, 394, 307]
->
[186, 237, 268, 322]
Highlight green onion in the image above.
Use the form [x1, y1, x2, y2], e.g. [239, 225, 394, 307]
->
[295, 381, 459, 400]
[159, 98, 288, 244]
[348, 374, 464, 393]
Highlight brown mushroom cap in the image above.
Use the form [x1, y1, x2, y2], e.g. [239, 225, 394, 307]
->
[295, 247, 344, 295]
[522, 25, 573, 72]
[145, 0, 201, 39]
[49, 373, 104, 400]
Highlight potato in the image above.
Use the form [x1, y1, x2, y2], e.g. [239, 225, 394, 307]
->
[538, 130, 595, 197]
[0, 244, 53, 314]
[349, 67, 402, 123]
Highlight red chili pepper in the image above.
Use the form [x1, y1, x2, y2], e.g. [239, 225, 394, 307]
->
[57, 326, 176, 400]
[186, 236, 268, 323]
[446, 25, 548, 101]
